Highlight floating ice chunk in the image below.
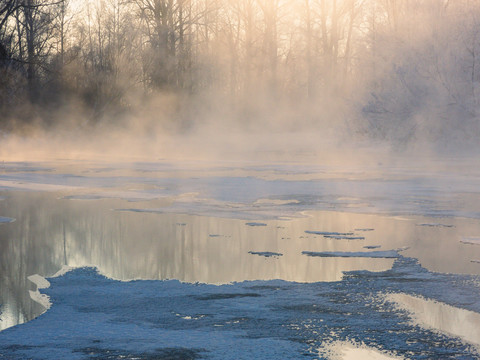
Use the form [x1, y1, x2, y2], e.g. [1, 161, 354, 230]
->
[27, 274, 51, 310]
[323, 235, 365, 240]
[417, 223, 455, 228]
[0, 216, 15, 223]
[302, 250, 399, 258]
[0, 180, 78, 192]
[115, 208, 163, 214]
[248, 251, 283, 258]
[461, 237, 480, 245]
[305, 231, 353, 236]
[336, 197, 361, 201]
[176, 314, 206, 320]
[391, 217, 411, 221]
[246, 222, 267, 227]
[387, 293, 480, 347]
[63, 194, 105, 200]
[253, 199, 300, 205]
[27, 274, 50, 289]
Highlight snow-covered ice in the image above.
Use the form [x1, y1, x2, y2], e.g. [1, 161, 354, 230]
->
[387, 293, 480, 347]
[0, 257, 479, 359]
[1, 159, 480, 358]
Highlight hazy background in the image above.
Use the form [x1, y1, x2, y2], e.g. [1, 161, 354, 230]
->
[1, 0, 479, 161]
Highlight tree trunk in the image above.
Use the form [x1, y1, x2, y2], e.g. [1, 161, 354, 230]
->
[25, 0, 37, 102]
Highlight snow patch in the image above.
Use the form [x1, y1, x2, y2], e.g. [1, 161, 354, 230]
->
[321, 341, 405, 360]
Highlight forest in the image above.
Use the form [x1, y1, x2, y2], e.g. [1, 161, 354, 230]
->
[1, 0, 479, 149]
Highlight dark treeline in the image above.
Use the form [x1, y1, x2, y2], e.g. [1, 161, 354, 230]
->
[1, 0, 480, 147]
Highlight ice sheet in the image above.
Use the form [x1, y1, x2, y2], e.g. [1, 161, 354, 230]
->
[2, 159, 480, 220]
[1, 160, 480, 358]
[0, 257, 479, 359]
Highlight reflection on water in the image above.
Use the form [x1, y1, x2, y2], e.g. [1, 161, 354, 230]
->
[1, 191, 480, 330]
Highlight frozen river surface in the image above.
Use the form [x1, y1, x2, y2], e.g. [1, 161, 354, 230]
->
[0, 159, 479, 359]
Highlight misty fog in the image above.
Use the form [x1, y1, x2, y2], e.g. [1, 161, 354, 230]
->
[1, 0, 479, 160]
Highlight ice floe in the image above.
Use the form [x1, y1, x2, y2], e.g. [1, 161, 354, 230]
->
[305, 231, 354, 236]
[245, 222, 267, 226]
[253, 198, 300, 205]
[461, 237, 480, 245]
[0, 216, 15, 223]
[323, 235, 365, 240]
[27, 274, 51, 310]
[248, 251, 283, 258]
[0, 258, 478, 359]
[417, 223, 455, 228]
[302, 250, 400, 258]
[27, 275, 50, 290]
